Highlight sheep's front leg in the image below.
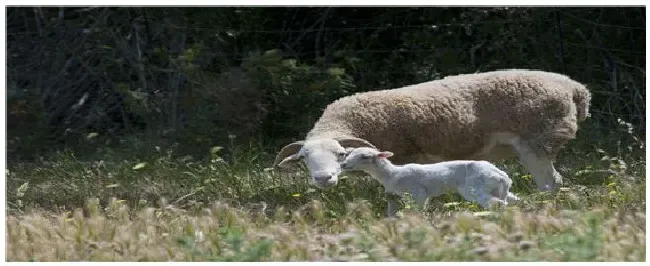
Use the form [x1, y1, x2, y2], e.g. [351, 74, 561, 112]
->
[511, 138, 563, 191]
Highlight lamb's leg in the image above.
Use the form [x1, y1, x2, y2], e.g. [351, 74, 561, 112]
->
[458, 185, 502, 210]
[411, 186, 429, 212]
[486, 176, 509, 202]
[510, 138, 563, 191]
[457, 185, 480, 206]
[506, 192, 520, 202]
[385, 192, 400, 217]
[490, 177, 519, 205]
[477, 193, 507, 210]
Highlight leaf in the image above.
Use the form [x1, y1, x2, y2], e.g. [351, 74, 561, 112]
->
[291, 193, 301, 198]
[282, 59, 297, 67]
[132, 162, 147, 170]
[473, 211, 494, 217]
[106, 184, 120, 188]
[86, 132, 99, 139]
[327, 67, 345, 76]
[443, 202, 461, 208]
[210, 146, 223, 155]
[16, 182, 29, 197]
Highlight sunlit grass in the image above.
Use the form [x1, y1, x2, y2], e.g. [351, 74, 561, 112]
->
[6, 121, 646, 261]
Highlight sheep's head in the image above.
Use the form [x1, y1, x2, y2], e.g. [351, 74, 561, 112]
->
[340, 147, 394, 172]
[274, 137, 376, 189]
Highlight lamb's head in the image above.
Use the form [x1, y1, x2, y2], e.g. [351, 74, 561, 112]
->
[274, 137, 377, 189]
[340, 147, 394, 172]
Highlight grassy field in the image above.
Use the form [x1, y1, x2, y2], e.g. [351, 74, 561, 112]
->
[5, 122, 646, 261]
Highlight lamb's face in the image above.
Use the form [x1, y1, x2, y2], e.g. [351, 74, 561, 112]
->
[340, 147, 379, 172]
[341, 147, 394, 172]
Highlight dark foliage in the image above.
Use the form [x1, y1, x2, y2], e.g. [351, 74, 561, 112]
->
[6, 7, 645, 161]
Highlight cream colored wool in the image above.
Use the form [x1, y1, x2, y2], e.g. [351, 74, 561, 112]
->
[275, 69, 591, 191]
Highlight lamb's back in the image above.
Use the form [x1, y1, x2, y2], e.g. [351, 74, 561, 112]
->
[398, 161, 474, 181]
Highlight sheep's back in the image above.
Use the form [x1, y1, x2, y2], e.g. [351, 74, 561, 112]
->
[311, 69, 585, 161]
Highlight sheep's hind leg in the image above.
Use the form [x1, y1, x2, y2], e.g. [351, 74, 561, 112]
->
[510, 138, 563, 191]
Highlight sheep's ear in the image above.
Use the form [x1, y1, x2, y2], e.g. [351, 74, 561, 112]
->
[377, 151, 394, 158]
[335, 137, 377, 149]
[274, 141, 304, 168]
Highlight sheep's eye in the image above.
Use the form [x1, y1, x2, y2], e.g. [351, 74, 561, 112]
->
[360, 155, 371, 160]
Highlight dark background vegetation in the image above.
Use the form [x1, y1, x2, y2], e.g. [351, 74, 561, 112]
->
[6, 6, 646, 163]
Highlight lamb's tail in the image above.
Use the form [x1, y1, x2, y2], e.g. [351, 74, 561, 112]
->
[495, 166, 519, 202]
[493, 166, 515, 201]
[572, 83, 592, 122]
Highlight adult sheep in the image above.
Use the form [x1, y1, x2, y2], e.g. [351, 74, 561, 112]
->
[273, 69, 591, 191]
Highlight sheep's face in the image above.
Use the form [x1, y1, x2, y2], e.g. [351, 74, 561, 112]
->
[300, 139, 350, 188]
[274, 137, 377, 189]
[277, 139, 349, 189]
[341, 147, 394, 172]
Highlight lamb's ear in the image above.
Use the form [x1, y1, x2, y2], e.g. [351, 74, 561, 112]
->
[377, 151, 394, 158]
[344, 147, 356, 154]
[274, 141, 305, 168]
[335, 137, 377, 149]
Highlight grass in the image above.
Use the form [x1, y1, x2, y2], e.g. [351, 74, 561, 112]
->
[5, 121, 646, 261]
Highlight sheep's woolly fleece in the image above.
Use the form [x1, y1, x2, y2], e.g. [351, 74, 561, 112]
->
[306, 69, 590, 163]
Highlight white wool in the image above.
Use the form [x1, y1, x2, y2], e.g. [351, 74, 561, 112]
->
[341, 147, 519, 215]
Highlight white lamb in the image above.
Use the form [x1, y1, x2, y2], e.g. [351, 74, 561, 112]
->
[340, 147, 520, 216]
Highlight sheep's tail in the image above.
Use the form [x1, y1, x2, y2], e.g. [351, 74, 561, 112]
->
[572, 83, 592, 122]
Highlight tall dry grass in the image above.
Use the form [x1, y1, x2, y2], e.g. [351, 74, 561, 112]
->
[6, 119, 646, 261]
